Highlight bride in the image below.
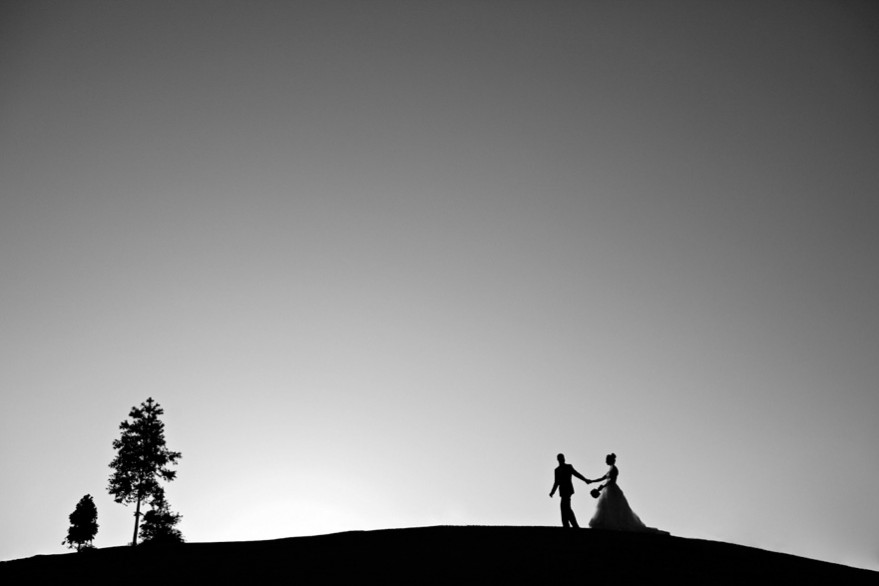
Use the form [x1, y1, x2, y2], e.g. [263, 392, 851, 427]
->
[588, 453, 664, 533]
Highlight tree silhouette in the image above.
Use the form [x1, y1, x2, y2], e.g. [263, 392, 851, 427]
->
[107, 397, 181, 546]
[139, 491, 184, 544]
[62, 494, 98, 551]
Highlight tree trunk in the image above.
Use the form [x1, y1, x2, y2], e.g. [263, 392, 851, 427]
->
[132, 495, 142, 546]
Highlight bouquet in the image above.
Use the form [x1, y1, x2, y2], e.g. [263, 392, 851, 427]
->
[590, 488, 601, 499]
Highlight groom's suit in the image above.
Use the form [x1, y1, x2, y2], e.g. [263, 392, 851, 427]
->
[552, 462, 588, 528]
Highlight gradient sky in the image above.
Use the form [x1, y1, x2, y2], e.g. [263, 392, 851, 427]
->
[2, 0, 878, 571]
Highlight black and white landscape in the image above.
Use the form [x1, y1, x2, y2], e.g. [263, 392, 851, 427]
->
[2, 1, 877, 572]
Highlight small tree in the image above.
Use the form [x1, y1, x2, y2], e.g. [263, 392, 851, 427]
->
[139, 491, 184, 544]
[62, 494, 98, 551]
[108, 397, 181, 546]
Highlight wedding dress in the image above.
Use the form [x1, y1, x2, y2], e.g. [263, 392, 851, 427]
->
[588, 464, 657, 532]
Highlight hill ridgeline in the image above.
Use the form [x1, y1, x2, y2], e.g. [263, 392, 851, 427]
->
[2, 526, 875, 584]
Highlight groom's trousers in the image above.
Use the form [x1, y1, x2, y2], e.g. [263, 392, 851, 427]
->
[560, 496, 579, 528]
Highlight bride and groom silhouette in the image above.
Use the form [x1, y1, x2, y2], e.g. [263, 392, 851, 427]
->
[550, 452, 662, 532]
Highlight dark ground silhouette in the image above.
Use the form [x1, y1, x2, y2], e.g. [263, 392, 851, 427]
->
[2, 526, 876, 585]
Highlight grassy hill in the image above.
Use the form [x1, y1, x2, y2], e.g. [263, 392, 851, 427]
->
[2, 526, 876, 584]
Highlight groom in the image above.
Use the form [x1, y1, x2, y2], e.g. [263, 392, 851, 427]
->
[549, 453, 592, 528]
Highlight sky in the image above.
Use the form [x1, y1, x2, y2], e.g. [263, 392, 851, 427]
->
[1, 0, 878, 571]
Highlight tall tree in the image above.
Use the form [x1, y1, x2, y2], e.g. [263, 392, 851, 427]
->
[62, 494, 98, 551]
[108, 397, 181, 546]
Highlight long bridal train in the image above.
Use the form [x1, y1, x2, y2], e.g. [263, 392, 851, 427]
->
[588, 453, 668, 535]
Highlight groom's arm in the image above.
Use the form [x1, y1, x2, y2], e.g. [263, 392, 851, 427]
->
[571, 467, 592, 484]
